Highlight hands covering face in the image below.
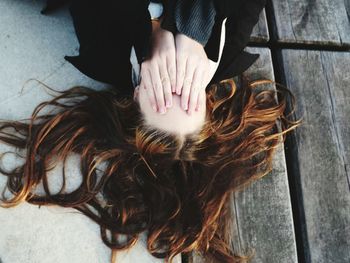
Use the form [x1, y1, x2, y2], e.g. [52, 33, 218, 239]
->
[139, 21, 216, 115]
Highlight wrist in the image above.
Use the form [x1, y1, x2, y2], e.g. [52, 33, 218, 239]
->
[151, 16, 163, 28]
[151, 20, 161, 38]
[151, 16, 166, 37]
[176, 33, 205, 48]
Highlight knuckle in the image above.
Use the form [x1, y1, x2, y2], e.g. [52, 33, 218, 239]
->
[140, 70, 147, 78]
[168, 66, 176, 76]
[164, 83, 171, 90]
[160, 75, 170, 82]
[191, 86, 200, 94]
[159, 54, 167, 62]
[147, 94, 155, 104]
[199, 58, 207, 65]
[183, 78, 192, 86]
[164, 51, 173, 59]
[178, 70, 185, 78]
[164, 83, 172, 92]
[161, 79, 170, 88]
[142, 61, 151, 69]
[177, 53, 186, 61]
[170, 74, 176, 82]
[154, 84, 162, 91]
[150, 62, 159, 70]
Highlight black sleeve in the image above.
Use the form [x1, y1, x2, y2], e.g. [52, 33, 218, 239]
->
[208, 0, 266, 84]
[223, 0, 266, 55]
[205, 0, 266, 62]
[160, 0, 216, 46]
[160, 0, 265, 63]
[64, 0, 151, 94]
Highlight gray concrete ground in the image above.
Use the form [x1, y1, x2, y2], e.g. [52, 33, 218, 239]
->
[0, 0, 180, 262]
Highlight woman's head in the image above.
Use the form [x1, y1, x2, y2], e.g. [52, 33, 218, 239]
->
[134, 84, 207, 142]
[0, 78, 300, 262]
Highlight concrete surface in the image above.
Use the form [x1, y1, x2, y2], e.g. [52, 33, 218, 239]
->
[0, 1, 180, 262]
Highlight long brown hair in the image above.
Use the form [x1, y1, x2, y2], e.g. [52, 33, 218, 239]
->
[0, 76, 300, 262]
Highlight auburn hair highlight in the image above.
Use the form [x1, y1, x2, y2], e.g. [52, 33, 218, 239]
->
[0, 76, 300, 263]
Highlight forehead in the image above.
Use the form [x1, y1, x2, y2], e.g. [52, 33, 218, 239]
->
[138, 87, 206, 137]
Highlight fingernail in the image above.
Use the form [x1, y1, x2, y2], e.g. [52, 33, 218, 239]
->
[188, 109, 192, 115]
[160, 107, 166, 114]
[152, 105, 157, 112]
[183, 105, 188, 110]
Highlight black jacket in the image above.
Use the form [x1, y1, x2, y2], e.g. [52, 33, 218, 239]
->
[48, 0, 266, 96]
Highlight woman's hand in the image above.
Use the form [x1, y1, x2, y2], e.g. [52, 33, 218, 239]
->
[174, 33, 210, 115]
[139, 21, 176, 114]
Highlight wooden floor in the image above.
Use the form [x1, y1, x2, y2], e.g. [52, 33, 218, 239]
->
[192, 1, 350, 262]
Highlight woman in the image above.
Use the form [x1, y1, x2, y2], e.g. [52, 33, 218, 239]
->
[58, 0, 267, 114]
[0, 0, 300, 262]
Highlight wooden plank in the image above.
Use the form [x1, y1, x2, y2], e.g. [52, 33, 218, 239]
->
[269, 0, 350, 46]
[190, 47, 298, 263]
[279, 49, 350, 262]
[232, 47, 298, 263]
[250, 9, 270, 43]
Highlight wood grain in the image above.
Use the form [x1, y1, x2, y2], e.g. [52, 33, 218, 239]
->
[190, 47, 298, 263]
[250, 9, 270, 43]
[279, 49, 350, 262]
[269, 0, 350, 46]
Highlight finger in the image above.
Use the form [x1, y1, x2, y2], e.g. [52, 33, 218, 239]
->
[159, 62, 172, 108]
[141, 72, 157, 112]
[175, 55, 186, 95]
[150, 65, 166, 114]
[166, 53, 177, 93]
[187, 67, 204, 115]
[181, 60, 196, 111]
[196, 89, 206, 112]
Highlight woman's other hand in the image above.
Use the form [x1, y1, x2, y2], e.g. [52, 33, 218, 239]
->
[140, 20, 176, 114]
[174, 33, 210, 115]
